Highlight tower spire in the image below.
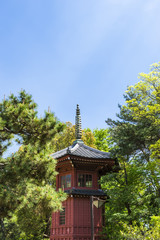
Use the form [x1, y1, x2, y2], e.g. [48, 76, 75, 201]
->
[75, 104, 82, 139]
[73, 104, 83, 145]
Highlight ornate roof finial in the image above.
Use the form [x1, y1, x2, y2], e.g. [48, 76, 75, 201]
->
[75, 104, 82, 140]
[72, 105, 83, 146]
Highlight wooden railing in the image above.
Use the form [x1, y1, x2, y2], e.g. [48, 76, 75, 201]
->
[51, 225, 102, 235]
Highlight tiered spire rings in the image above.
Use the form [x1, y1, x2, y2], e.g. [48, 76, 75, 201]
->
[75, 104, 82, 140]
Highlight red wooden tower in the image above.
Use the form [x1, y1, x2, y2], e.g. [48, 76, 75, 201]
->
[50, 105, 116, 240]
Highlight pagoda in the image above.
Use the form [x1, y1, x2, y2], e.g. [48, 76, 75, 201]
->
[50, 105, 116, 240]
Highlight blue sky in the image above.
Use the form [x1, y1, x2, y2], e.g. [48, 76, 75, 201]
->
[0, 0, 160, 130]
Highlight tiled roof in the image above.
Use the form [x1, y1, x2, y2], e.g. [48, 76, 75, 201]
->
[51, 142, 110, 159]
[64, 188, 107, 196]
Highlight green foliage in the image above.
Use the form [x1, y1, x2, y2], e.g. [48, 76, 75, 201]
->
[120, 216, 160, 240]
[93, 128, 109, 152]
[0, 90, 64, 154]
[101, 160, 149, 239]
[107, 63, 160, 160]
[52, 123, 112, 153]
[82, 128, 97, 148]
[103, 62, 160, 237]
[52, 122, 97, 151]
[0, 90, 66, 239]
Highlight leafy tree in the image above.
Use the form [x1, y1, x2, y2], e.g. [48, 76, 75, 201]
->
[101, 159, 156, 239]
[82, 128, 97, 148]
[0, 90, 66, 239]
[52, 122, 96, 151]
[53, 123, 112, 153]
[93, 128, 109, 152]
[120, 216, 160, 240]
[103, 62, 160, 237]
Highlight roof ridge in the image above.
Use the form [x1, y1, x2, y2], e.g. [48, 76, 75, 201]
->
[51, 146, 69, 158]
[80, 143, 109, 155]
[51, 142, 110, 159]
[70, 143, 79, 153]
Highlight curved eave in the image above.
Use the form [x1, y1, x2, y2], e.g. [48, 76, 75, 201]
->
[51, 142, 110, 160]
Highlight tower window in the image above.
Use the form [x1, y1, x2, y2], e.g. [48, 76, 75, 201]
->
[78, 174, 92, 187]
[59, 208, 65, 225]
[86, 174, 92, 187]
[60, 174, 71, 188]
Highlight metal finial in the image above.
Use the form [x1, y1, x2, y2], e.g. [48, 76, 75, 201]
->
[75, 104, 82, 140]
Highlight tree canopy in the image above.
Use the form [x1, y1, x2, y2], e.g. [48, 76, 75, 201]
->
[0, 90, 66, 240]
[52, 122, 97, 151]
[103, 62, 160, 238]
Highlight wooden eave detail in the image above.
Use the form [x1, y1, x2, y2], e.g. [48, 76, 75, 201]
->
[56, 154, 115, 164]
[56, 154, 116, 173]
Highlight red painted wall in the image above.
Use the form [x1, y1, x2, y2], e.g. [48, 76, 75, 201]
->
[50, 160, 105, 240]
[50, 196, 103, 240]
[73, 197, 102, 235]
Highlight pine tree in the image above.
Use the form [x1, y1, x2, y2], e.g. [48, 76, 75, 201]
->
[0, 90, 66, 239]
[103, 62, 160, 238]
